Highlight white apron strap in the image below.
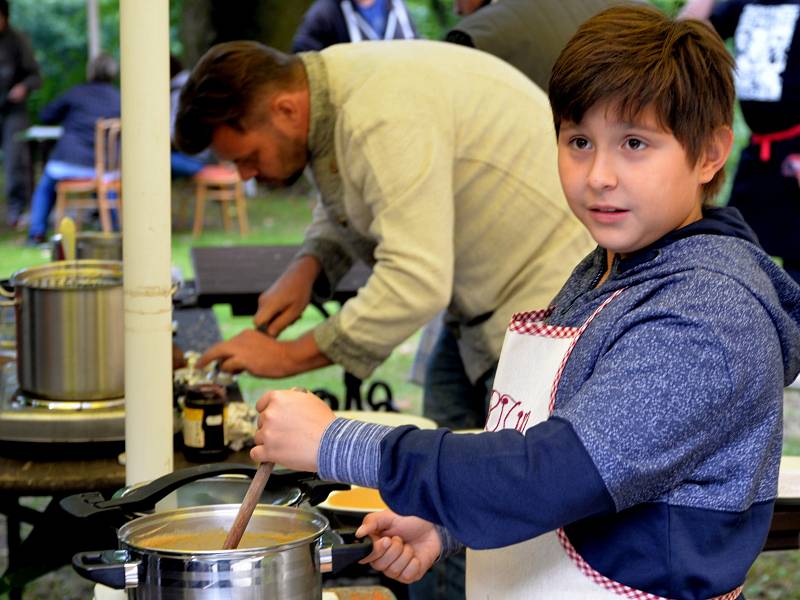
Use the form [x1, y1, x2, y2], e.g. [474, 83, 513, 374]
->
[390, 0, 415, 39]
[340, 0, 365, 42]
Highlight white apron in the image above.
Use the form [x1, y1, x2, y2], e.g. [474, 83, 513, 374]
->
[340, 0, 415, 42]
[466, 290, 743, 600]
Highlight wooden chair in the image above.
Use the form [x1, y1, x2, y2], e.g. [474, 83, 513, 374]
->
[54, 118, 121, 233]
[192, 163, 248, 238]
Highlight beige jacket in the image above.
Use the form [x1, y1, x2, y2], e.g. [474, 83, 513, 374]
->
[299, 40, 594, 381]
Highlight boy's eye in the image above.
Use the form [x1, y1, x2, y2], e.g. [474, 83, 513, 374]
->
[569, 137, 592, 150]
[624, 138, 647, 151]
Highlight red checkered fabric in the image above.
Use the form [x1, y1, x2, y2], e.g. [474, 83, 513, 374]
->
[555, 529, 743, 600]
[509, 307, 578, 337]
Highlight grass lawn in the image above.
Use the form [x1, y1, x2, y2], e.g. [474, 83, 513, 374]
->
[1, 181, 800, 598]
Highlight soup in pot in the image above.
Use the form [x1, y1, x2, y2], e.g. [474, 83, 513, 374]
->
[136, 529, 305, 552]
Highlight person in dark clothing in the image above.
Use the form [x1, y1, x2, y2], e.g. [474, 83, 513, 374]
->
[291, 0, 417, 53]
[26, 53, 120, 243]
[0, 0, 41, 228]
[444, 0, 630, 90]
[680, 0, 800, 285]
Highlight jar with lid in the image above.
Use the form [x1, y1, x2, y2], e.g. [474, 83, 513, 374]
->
[181, 383, 229, 461]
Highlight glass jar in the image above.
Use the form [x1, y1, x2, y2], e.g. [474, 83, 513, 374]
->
[181, 383, 229, 462]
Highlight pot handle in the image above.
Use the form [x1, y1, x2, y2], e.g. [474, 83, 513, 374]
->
[320, 534, 373, 574]
[0, 280, 13, 299]
[72, 550, 141, 589]
[60, 462, 258, 524]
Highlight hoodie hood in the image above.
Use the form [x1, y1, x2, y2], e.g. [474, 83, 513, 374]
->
[559, 206, 800, 385]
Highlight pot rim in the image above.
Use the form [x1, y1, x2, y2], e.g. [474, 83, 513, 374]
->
[118, 503, 329, 557]
[11, 259, 123, 290]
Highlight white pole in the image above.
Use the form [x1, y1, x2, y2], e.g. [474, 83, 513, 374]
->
[87, 0, 101, 59]
[120, 0, 173, 486]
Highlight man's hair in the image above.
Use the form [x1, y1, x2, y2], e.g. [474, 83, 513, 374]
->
[0, 1, 9, 20]
[174, 41, 303, 155]
[549, 5, 735, 200]
[87, 53, 118, 83]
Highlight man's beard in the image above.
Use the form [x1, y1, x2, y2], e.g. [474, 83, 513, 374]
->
[257, 167, 304, 189]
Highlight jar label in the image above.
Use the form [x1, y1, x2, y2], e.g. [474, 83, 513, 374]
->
[182, 406, 205, 449]
[205, 414, 223, 426]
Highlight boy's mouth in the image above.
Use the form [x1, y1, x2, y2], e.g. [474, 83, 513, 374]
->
[589, 206, 629, 222]
[591, 206, 627, 213]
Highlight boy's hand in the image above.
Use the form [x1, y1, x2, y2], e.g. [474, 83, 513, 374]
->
[250, 388, 335, 471]
[356, 510, 442, 583]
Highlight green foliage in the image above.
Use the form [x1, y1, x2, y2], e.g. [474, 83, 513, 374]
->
[11, 0, 121, 119]
[649, 0, 686, 16]
[406, 0, 457, 40]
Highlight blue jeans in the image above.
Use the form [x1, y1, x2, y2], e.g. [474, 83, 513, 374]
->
[171, 150, 205, 178]
[422, 324, 496, 430]
[411, 325, 496, 600]
[28, 161, 118, 238]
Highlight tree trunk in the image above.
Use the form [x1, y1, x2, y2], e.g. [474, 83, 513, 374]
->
[179, 0, 314, 67]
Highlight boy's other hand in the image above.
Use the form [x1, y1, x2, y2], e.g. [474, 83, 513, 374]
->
[250, 388, 335, 471]
[356, 510, 441, 583]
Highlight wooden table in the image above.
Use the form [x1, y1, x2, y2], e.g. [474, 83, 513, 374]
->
[191, 245, 370, 316]
[767, 456, 800, 550]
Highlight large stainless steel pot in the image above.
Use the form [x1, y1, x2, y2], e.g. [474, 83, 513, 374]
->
[73, 504, 370, 599]
[3, 260, 124, 400]
[62, 464, 366, 599]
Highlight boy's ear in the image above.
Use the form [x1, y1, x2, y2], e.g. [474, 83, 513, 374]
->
[698, 126, 734, 184]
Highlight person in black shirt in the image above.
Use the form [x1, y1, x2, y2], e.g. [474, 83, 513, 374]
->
[681, 0, 800, 283]
[0, 0, 40, 228]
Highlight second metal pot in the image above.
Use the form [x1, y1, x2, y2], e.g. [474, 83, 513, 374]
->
[52, 232, 123, 262]
[8, 260, 124, 400]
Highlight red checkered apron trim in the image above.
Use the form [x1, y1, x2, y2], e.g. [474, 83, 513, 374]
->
[548, 289, 625, 413]
[509, 307, 578, 338]
[555, 529, 744, 600]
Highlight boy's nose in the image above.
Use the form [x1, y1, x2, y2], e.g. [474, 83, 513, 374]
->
[587, 153, 617, 191]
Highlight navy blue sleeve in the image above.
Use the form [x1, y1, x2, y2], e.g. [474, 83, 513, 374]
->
[39, 91, 70, 124]
[291, 0, 349, 52]
[378, 417, 615, 549]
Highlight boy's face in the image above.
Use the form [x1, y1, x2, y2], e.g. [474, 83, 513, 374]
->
[557, 102, 708, 257]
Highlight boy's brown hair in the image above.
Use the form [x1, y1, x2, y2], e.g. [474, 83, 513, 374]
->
[549, 5, 735, 201]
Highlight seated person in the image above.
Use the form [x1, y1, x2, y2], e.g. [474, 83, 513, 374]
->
[27, 53, 120, 243]
[170, 54, 207, 178]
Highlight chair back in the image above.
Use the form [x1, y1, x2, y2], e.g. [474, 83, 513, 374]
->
[94, 118, 121, 182]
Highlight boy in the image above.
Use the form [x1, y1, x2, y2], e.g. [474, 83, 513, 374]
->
[250, 5, 800, 598]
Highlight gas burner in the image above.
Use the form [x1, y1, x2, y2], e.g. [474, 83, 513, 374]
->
[0, 358, 179, 446]
[12, 392, 125, 411]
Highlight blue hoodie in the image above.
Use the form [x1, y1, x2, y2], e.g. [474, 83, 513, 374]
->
[318, 207, 800, 599]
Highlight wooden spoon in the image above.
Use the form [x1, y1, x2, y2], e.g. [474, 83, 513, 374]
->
[222, 461, 274, 550]
[222, 386, 310, 550]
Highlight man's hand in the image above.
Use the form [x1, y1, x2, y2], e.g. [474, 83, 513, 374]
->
[250, 388, 335, 471]
[255, 256, 321, 337]
[197, 329, 293, 377]
[356, 510, 442, 584]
